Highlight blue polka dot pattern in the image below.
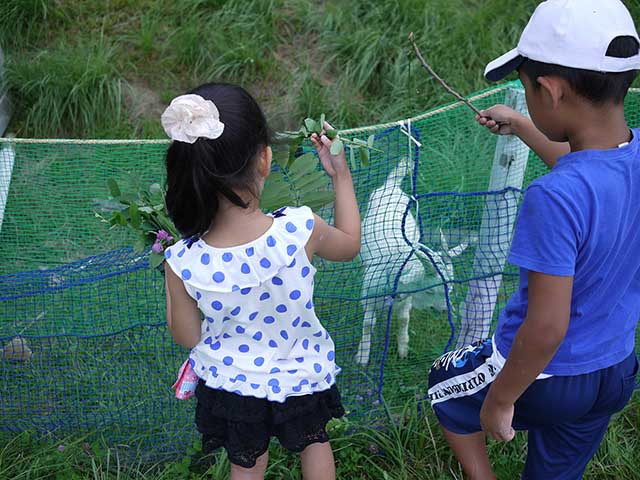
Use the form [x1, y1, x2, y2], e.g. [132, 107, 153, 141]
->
[295, 357, 304, 363]
[306, 300, 313, 309]
[254, 357, 264, 366]
[196, 292, 202, 300]
[231, 306, 241, 316]
[287, 245, 297, 256]
[241, 263, 251, 274]
[245, 247, 254, 256]
[325, 373, 332, 383]
[211, 341, 221, 351]
[292, 317, 301, 327]
[223, 356, 234, 366]
[251, 383, 260, 389]
[235, 374, 247, 382]
[314, 344, 321, 353]
[212, 301, 223, 311]
[269, 340, 278, 348]
[209, 366, 218, 376]
[301, 321, 311, 328]
[306, 219, 314, 230]
[239, 344, 249, 353]
[314, 330, 323, 337]
[302, 339, 309, 350]
[301, 267, 310, 278]
[222, 252, 233, 262]
[249, 312, 259, 321]
[235, 326, 245, 334]
[178, 248, 186, 258]
[253, 331, 263, 341]
[205, 317, 214, 323]
[286, 222, 297, 233]
[290, 290, 301, 300]
[276, 304, 287, 313]
[288, 259, 297, 268]
[213, 271, 225, 283]
[260, 258, 271, 268]
[267, 235, 276, 247]
[232, 285, 240, 292]
[264, 316, 275, 324]
[313, 363, 322, 373]
[272, 276, 283, 286]
[164, 249, 172, 259]
[181, 269, 192, 280]
[241, 287, 251, 295]
[269, 369, 280, 376]
[260, 293, 270, 301]
[280, 330, 289, 340]
[201, 253, 210, 265]
[327, 351, 335, 361]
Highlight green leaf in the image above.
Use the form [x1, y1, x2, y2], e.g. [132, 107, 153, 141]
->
[129, 203, 141, 228]
[107, 178, 121, 198]
[319, 113, 326, 129]
[149, 252, 165, 269]
[286, 139, 303, 168]
[304, 118, 318, 133]
[326, 129, 338, 140]
[349, 147, 356, 171]
[330, 139, 344, 156]
[360, 147, 370, 167]
[367, 134, 375, 148]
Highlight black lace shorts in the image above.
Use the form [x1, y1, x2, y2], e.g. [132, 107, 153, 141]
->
[194, 380, 345, 468]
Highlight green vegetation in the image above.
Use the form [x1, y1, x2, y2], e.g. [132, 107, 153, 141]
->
[3, 0, 638, 138]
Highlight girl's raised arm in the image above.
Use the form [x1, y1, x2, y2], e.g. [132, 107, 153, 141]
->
[307, 123, 361, 262]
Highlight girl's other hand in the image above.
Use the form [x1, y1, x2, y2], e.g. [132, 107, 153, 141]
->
[311, 121, 349, 178]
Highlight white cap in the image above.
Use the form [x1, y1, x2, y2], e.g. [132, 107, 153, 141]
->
[485, 0, 640, 82]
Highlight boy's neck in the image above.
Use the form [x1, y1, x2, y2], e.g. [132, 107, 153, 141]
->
[565, 104, 631, 153]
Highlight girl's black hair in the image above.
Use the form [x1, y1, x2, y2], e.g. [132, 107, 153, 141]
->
[165, 83, 270, 239]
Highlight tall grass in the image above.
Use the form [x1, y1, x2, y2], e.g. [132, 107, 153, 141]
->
[1, 395, 638, 479]
[3, 0, 639, 137]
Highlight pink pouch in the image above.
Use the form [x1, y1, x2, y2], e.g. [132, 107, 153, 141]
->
[172, 359, 198, 400]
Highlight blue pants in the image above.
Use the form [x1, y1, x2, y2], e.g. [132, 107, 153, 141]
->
[428, 339, 638, 480]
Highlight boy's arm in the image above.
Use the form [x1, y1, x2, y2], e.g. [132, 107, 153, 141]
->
[477, 105, 570, 169]
[480, 271, 573, 441]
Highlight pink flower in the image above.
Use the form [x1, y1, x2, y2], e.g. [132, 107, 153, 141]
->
[156, 230, 170, 242]
[57, 445, 65, 453]
[152, 242, 164, 253]
[167, 235, 174, 243]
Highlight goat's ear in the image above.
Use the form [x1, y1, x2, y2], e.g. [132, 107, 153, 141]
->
[448, 243, 468, 258]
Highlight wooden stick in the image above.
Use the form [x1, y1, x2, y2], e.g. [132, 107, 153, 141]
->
[409, 32, 483, 117]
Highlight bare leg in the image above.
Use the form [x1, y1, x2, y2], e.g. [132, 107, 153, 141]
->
[356, 299, 377, 365]
[441, 427, 495, 480]
[300, 442, 335, 480]
[396, 295, 412, 359]
[230, 450, 269, 480]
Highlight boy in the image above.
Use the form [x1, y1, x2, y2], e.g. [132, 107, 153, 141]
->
[428, 1, 640, 478]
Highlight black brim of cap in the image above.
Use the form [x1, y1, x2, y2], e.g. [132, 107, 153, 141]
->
[484, 49, 525, 82]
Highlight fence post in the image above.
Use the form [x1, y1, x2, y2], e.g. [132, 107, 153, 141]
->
[456, 86, 531, 348]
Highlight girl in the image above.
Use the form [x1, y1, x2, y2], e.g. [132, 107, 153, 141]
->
[161, 83, 360, 480]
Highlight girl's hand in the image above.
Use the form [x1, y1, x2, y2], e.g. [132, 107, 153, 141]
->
[480, 395, 516, 442]
[476, 105, 524, 136]
[310, 121, 349, 178]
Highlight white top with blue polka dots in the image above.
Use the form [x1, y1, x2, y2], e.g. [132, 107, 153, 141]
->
[164, 206, 340, 402]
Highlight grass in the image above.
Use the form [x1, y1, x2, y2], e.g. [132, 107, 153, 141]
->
[2, 0, 639, 138]
[1, 394, 639, 479]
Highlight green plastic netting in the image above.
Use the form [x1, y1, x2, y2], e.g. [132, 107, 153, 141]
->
[1, 81, 639, 458]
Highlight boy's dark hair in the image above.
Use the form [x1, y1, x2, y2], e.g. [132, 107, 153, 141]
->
[519, 36, 640, 104]
[165, 83, 270, 238]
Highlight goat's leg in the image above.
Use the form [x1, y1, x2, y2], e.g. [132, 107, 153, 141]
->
[396, 296, 413, 359]
[356, 299, 377, 365]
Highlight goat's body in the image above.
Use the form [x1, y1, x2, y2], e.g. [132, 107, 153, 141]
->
[357, 159, 468, 365]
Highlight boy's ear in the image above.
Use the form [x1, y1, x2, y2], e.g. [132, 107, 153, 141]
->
[537, 76, 565, 109]
[258, 146, 272, 178]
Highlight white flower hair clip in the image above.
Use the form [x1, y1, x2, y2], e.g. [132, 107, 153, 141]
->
[161, 94, 225, 144]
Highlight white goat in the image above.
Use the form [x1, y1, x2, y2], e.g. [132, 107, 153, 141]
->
[356, 158, 469, 365]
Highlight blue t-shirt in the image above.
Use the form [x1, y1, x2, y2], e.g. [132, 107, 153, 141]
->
[496, 129, 640, 376]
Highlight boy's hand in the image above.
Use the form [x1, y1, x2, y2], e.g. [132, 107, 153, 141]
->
[311, 121, 349, 178]
[476, 105, 524, 136]
[480, 395, 516, 442]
